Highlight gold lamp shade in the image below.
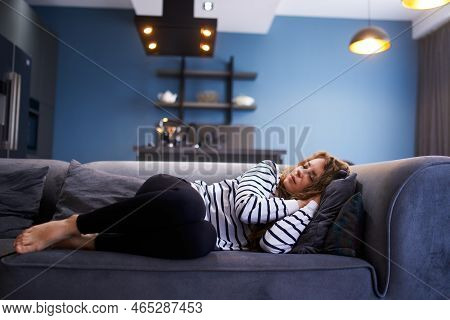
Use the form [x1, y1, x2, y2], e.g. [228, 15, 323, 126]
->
[349, 26, 391, 54]
[401, 0, 449, 10]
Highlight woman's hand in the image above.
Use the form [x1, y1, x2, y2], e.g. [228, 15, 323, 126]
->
[297, 199, 307, 208]
[297, 194, 321, 208]
[310, 194, 321, 205]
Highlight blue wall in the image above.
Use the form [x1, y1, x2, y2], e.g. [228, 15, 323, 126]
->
[34, 7, 418, 165]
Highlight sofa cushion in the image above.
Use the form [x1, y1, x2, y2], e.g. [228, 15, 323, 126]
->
[290, 173, 357, 254]
[54, 160, 145, 220]
[0, 250, 378, 299]
[0, 239, 14, 258]
[0, 159, 70, 225]
[0, 167, 49, 238]
[322, 192, 366, 257]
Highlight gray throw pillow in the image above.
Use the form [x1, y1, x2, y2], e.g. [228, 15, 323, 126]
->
[53, 160, 145, 220]
[0, 166, 49, 238]
[290, 173, 357, 254]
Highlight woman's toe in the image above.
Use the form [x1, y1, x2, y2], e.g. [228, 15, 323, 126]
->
[22, 235, 32, 246]
[14, 235, 22, 247]
[15, 243, 23, 253]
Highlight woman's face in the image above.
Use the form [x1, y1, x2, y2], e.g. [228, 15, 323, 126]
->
[283, 158, 327, 194]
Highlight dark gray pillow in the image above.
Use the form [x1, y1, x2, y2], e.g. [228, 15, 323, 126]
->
[0, 166, 49, 238]
[321, 192, 366, 257]
[53, 160, 145, 220]
[290, 173, 357, 254]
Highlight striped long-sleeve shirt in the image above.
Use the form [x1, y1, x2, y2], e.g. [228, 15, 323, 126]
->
[189, 160, 318, 253]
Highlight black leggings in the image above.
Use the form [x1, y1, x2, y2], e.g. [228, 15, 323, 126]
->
[76, 174, 217, 259]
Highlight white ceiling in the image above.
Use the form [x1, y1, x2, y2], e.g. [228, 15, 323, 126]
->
[277, 0, 422, 20]
[26, 0, 449, 38]
[131, 0, 281, 33]
[194, 0, 281, 34]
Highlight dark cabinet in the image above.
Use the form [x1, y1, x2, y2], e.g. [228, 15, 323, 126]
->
[134, 145, 286, 164]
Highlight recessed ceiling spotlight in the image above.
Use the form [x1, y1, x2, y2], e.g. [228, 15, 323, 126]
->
[203, 1, 214, 11]
[200, 43, 210, 52]
[201, 28, 212, 37]
[143, 26, 153, 35]
[148, 42, 157, 50]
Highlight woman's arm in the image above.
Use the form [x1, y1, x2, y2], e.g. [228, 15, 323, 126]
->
[259, 200, 319, 254]
[235, 160, 300, 224]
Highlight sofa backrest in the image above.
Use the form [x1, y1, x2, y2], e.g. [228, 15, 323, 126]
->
[0, 159, 268, 223]
[0, 159, 69, 223]
[82, 161, 262, 184]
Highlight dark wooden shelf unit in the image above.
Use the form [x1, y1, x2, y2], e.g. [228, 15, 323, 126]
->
[157, 69, 257, 80]
[155, 56, 257, 124]
[155, 101, 256, 110]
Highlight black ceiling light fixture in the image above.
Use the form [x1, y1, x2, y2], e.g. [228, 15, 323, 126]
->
[135, 0, 217, 57]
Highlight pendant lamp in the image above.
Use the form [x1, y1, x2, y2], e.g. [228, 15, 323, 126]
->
[349, 0, 391, 55]
[402, 0, 449, 10]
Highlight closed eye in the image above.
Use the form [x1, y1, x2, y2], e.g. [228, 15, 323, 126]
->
[308, 161, 316, 181]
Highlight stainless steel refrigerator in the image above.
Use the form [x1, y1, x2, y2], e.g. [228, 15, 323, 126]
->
[0, 33, 32, 158]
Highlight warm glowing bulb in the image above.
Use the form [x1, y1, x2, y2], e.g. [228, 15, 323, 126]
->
[143, 27, 153, 35]
[162, 118, 168, 122]
[148, 42, 157, 50]
[201, 28, 212, 37]
[402, 0, 449, 10]
[349, 38, 390, 55]
[200, 44, 210, 52]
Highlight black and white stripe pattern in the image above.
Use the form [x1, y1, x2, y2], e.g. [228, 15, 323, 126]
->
[259, 201, 317, 253]
[190, 160, 318, 252]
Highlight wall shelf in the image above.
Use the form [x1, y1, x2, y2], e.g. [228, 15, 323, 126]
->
[154, 56, 257, 124]
[157, 69, 257, 80]
[156, 101, 256, 110]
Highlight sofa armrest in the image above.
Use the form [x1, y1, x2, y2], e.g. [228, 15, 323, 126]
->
[352, 156, 450, 299]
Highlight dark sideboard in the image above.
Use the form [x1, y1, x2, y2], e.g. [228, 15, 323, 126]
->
[134, 145, 286, 164]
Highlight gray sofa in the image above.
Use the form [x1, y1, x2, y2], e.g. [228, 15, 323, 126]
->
[0, 156, 449, 299]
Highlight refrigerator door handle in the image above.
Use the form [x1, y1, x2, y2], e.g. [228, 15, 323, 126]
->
[0, 80, 6, 126]
[3, 72, 21, 151]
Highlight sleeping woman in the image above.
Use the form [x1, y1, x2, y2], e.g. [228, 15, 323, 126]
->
[14, 151, 349, 259]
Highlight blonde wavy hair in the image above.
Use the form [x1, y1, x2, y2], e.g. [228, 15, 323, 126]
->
[246, 151, 350, 251]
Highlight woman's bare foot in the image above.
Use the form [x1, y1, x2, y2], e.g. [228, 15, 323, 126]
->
[51, 234, 97, 251]
[14, 215, 81, 254]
